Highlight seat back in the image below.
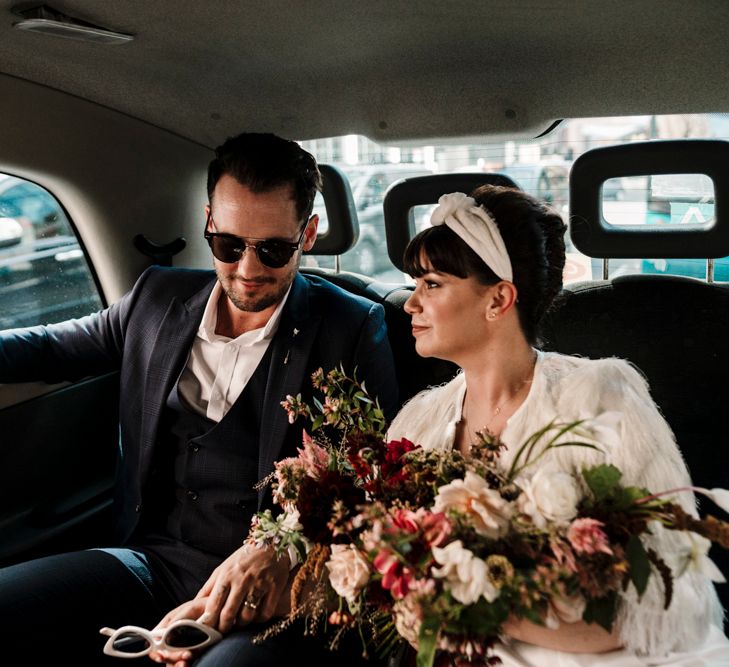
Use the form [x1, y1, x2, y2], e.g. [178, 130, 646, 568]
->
[556, 140, 729, 618]
[541, 274, 729, 499]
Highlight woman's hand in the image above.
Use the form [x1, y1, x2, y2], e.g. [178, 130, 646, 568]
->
[501, 615, 622, 654]
[148, 598, 206, 666]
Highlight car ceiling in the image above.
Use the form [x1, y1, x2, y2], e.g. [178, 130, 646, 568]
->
[0, 1, 727, 148]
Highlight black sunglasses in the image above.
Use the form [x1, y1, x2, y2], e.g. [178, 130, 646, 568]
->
[204, 212, 308, 268]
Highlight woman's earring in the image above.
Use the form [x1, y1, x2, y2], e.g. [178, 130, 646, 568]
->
[488, 311, 497, 320]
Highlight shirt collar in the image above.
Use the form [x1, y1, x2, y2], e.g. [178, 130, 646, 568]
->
[198, 280, 292, 345]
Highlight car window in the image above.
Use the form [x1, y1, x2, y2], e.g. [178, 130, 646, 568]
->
[0, 175, 104, 329]
[302, 113, 729, 284]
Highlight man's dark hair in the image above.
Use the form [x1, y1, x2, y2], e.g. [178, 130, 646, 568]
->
[207, 132, 322, 223]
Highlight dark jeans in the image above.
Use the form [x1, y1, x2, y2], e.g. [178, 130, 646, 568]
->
[0, 548, 384, 666]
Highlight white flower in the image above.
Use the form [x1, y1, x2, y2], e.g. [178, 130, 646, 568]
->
[431, 192, 474, 224]
[325, 544, 371, 603]
[433, 471, 513, 539]
[393, 594, 423, 648]
[431, 540, 498, 604]
[518, 467, 581, 529]
[673, 532, 726, 583]
[280, 507, 302, 532]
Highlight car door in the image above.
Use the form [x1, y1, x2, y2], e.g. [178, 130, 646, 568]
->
[0, 174, 119, 567]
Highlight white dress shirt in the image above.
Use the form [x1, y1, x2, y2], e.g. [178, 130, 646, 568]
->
[178, 281, 291, 422]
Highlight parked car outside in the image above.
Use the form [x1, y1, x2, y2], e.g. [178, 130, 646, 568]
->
[0, 175, 65, 240]
[498, 162, 570, 212]
[311, 163, 433, 277]
[0, 175, 103, 329]
[342, 163, 433, 275]
[0, 216, 22, 248]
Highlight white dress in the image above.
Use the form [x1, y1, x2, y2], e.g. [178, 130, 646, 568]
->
[387, 350, 729, 666]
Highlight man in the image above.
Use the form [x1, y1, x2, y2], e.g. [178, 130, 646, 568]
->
[0, 133, 398, 664]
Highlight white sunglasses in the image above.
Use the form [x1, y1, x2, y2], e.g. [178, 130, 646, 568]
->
[99, 619, 222, 658]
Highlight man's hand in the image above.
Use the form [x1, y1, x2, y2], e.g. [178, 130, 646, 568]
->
[195, 543, 292, 632]
[148, 543, 293, 665]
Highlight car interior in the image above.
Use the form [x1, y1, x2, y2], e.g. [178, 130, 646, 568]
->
[0, 0, 728, 631]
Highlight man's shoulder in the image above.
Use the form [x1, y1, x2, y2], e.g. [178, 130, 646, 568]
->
[135, 265, 216, 298]
[298, 272, 380, 314]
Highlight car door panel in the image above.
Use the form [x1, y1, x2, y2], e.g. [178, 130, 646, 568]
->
[0, 372, 119, 566]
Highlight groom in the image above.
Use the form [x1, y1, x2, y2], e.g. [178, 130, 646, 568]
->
[0, 132, 398, 664]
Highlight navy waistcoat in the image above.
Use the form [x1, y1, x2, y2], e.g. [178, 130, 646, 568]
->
[137, 344, 273, 600]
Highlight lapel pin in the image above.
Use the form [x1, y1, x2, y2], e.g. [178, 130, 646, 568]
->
[284, 328, 299, 365]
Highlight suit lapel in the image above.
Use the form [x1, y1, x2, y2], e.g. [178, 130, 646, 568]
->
[138, 278, 214, 482]
[258, 274, 322, 507]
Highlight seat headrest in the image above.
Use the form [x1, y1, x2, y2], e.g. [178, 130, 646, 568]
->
[570, 139, 729, 259]
[307, 164, 359, 256]
[383, 172, 519, 272]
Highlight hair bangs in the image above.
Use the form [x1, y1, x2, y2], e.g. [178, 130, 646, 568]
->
[403, 225, 499, 284]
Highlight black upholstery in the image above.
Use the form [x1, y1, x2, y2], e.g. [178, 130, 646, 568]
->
[570, 140, 729, 259]
[541, 274, 729, 622]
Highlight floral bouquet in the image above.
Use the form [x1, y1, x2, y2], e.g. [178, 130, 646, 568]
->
[246, 367, 729, 667]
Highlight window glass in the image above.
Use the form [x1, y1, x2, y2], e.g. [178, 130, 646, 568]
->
[300, 113, 729, 284]
[0, 175, 104, 329]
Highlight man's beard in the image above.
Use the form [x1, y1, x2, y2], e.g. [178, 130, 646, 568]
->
[216, 263, 297, 313]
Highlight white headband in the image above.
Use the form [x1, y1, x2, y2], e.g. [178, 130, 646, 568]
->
[430, 192, 513, 282]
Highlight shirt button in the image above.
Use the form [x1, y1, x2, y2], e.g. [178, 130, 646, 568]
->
[187, 490, 199, 501]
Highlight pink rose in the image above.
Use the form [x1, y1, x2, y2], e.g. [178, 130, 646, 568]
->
[567, 518, 613, 555]
[419, 510, 452, 547]
[391, 509, 420, 534]
[325, 544, 371, 603]
[374, 550, 413, 599]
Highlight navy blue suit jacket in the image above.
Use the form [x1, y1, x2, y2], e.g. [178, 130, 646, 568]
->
[0, 267, 398, 543]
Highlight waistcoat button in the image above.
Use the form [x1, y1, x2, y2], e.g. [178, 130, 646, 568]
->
[187, 490, 199, 500]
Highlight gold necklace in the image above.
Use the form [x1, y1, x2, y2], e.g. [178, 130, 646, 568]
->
[462, 376, 533, 436]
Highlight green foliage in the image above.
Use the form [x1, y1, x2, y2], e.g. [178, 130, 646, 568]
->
[626, 534, 651, 597]
[416, 616, 440, 667]
[583, 464, 623, 503]
[280, 365, 389, 436]
[583, 591, 618, 632]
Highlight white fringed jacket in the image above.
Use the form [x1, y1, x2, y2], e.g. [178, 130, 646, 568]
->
[387, 351, 727, 662]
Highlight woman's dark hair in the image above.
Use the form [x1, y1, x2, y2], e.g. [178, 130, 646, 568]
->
[207, 132, 322, 223]
[403, 184, 566, 344]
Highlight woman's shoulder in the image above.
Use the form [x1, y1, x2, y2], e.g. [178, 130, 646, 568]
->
[387, 373, 464, 443]
[539, 351, 653, 416]
[541, 351, 648, 390]
[394, 373, 464, 418]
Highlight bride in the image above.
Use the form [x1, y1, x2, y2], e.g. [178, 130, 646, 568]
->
[387, 187, 729, 665]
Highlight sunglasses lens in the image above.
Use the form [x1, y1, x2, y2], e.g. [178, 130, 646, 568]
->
[208, 236, 243, 263]
[257, 241, 295, 268]
[112, 631, 151, 655]
[166, 625, 211, 648]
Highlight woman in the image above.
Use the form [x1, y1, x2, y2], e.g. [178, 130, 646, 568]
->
[387, 186, 729, 665]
